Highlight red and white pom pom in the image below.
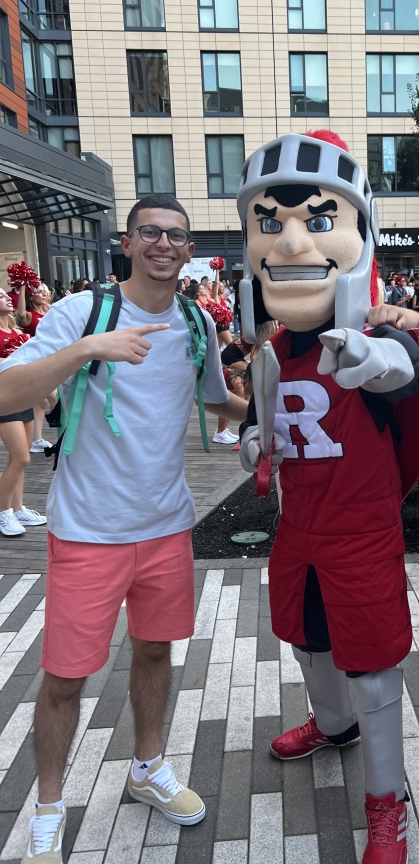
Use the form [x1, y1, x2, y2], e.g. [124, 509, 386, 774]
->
[7, 261, 41, 294]
[209, 256, 225, 271]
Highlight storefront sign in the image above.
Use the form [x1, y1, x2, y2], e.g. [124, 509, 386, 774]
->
[0, 253, 24, 290]
[376, 229, 419, 252]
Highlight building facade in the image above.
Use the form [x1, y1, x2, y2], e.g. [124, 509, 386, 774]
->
[57, 0, 418, 281]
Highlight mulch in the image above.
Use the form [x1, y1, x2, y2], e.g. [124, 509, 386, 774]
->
[192, 478, 419, 559]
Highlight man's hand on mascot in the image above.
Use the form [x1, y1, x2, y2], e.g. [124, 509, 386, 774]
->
[239, 426, 286, 474]
[317, 327, 414, 392]
[368, 305, 419, 331]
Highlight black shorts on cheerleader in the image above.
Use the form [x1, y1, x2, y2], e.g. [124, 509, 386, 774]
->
[0, 407, 34, 423]
[216, 324, 230, 333]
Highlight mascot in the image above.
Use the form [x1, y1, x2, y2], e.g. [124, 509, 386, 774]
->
[238, 130, 419, 864]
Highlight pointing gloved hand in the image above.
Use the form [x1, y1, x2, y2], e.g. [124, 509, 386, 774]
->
[317, 327, 414, 392]
[239, 425, 286, 474]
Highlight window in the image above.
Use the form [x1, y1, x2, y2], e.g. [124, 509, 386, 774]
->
[287, 0, 326, 31]
[206, 135, 244, 197]
[127, 52, 170, 115]
[366, 0, 419, 32]
[28, 119, 80, 157]
[124, 0, 165, 29]
[198, 0, 238, 30]
[50, 217, 95, 238]
[19, 0, 70, 30]
[0, 105, 17, 127]
[133, 135, 175, 196]
[367, 135, 419, 192]
[366, 54, 419, 114]
[290, 53, 328, 115]
[202, 53, 242, 114]
[22, 34, 77, 117]
[0, 14, 12, 88]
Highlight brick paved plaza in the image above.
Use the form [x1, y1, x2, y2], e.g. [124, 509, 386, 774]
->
[1, 426, 419, 864]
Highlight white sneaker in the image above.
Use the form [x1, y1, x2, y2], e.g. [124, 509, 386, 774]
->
[212, 430, 239, 444]
[30, 439, 52, 453]
[0, 508, 25, 536]
[224, 430, 240, 442]
[22, 804, 66, 863]
[14, 506, 47, 526]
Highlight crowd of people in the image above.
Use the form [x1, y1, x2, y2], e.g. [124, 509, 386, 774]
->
[383, 270, 419, 309]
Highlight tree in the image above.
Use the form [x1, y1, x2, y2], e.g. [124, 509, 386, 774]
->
[407, 74, 419, 136]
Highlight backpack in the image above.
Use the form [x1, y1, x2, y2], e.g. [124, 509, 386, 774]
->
[45, 284, 209, 469]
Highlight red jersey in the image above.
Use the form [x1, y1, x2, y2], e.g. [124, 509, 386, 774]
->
[268, 327, 411, 671]
[23, 309, 44, 337]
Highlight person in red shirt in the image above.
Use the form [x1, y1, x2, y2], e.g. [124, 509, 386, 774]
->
[238, 130, 419, 864]
[0, 288, 46, 535]
[17, 284, 55, 452]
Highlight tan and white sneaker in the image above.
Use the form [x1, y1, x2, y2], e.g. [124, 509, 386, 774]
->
[128, 758, 205, 825]
[21, 804, 66, 863]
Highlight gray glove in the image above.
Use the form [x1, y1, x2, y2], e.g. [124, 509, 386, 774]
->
[317, 327, 414, 392]
[240, 425, 286, 474]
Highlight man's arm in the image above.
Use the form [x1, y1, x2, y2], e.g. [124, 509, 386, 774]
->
[0, 324, 170, 415]
[204, 392, 248, 422]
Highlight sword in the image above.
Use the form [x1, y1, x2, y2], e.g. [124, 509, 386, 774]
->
[251, 341, 280, 497]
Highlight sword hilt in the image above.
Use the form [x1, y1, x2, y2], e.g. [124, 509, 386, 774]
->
[254, 437, 274, 497]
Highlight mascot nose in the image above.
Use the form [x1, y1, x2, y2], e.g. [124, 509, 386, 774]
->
[274, 218, 314, 257]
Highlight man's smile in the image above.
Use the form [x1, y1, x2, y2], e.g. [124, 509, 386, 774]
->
[261, 259, 338, 281]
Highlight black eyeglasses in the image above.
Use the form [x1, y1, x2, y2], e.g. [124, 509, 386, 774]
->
[128, 224, 190, 247]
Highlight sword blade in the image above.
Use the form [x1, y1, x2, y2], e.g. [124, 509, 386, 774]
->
[252, 341, 280, 458]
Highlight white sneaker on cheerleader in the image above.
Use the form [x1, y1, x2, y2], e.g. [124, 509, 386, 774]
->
[30, 439, 52, 453]
[0, 508, 25, 536]
[14, 506, 47, 526]
[212, 430, 239, 444]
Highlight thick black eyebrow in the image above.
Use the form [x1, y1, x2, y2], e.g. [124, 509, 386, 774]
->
[307, 199, 338, 215]
[254, 204, 277, 217]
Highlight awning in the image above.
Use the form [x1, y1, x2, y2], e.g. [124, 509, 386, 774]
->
[0, 125, 114, 225]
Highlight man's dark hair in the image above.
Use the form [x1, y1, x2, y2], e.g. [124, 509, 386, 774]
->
[126, 194, 190, 235]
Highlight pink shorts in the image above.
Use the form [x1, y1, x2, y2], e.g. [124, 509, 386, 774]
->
[42, 529, 195, 678]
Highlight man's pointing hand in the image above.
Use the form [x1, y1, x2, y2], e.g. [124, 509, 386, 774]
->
[85, 323, 170, 365]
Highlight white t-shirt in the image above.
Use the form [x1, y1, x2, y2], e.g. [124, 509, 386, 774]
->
[0, 289, 229, 543]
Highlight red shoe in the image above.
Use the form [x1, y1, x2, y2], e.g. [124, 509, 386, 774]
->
[363, 793, 408, 864]
[270, 712, 360, 760]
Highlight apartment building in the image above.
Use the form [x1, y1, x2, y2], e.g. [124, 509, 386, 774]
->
[56, 0, 418, 282]
[0, 0, 114, 289]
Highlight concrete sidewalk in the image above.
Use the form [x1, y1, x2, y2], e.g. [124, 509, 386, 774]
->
[2, 424, 419, 863]
[2, 560, 419, 863]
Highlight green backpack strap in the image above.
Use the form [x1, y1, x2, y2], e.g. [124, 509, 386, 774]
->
[62, 293, 121, 456]
[175, 293, 209, 453]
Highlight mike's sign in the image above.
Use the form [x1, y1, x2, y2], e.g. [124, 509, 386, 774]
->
[376, 229, 419, 252]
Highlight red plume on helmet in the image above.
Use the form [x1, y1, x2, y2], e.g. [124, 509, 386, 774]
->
[305, 129, 378, 307]
[305, 129, 350, 151]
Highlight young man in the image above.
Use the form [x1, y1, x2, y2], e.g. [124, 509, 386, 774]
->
[0, 193, 247, 864]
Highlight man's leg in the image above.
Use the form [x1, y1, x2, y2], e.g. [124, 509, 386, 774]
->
[34, 672, 86, 803]
[129, 637, 171, 762]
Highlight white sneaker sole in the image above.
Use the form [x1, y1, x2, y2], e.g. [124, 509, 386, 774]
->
[0, 527, 25, 536]
[128, 789, 206, 825]
[270, 735, 361, 760]
[18, 520, 47, 527]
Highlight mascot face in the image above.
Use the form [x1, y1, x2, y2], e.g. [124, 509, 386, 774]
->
[246, 183, 365, 331]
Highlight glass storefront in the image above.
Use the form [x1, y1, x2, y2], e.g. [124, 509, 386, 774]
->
[375, 227, 419, 278]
